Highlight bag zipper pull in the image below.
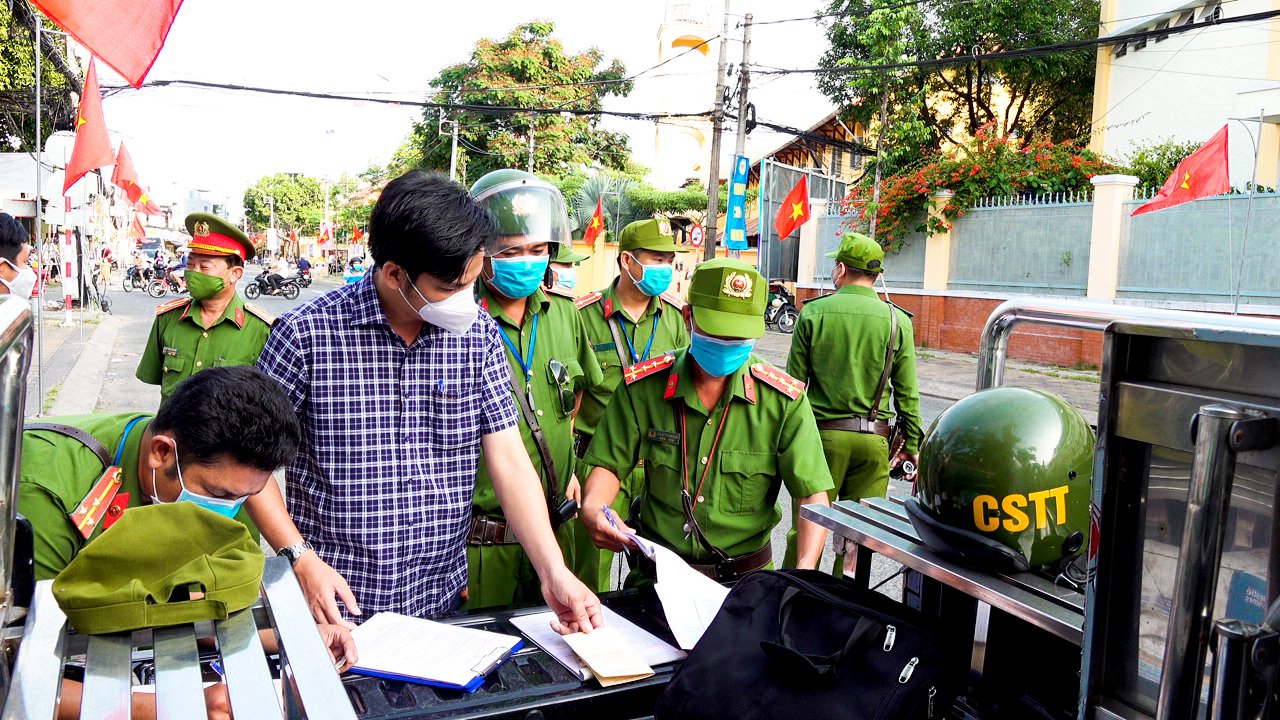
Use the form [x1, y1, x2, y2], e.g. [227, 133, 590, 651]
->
[898, 657, 918, 684]
[927, 686, 937, 718]
[883, 625, 896, 652]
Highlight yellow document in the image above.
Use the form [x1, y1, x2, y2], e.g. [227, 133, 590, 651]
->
[561, 626, 655, 687]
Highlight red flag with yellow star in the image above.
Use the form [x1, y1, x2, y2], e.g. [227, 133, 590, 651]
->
[583, 197, 606, 243]
[64, 59, 114, 193]
[110, 142, 162, 214]
[774, 175, 810, 240]
[32, 0, 184, 89]
[1132, 125, 1230, 216]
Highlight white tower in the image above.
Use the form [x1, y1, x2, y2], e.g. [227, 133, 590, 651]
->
[652, 0, 716, 190]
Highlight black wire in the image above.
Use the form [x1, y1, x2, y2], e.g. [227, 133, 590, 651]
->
[754, 7, 1280, 75]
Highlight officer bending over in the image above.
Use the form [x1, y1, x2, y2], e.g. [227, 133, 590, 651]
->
[18, 367, 355, 720]
[581, 259, 834, 584]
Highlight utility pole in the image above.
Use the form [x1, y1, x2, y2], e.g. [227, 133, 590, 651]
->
[34, 14, 44, 413]
[527, 115, 536, 173]
[703, 0, 732, 262]
[449, 121, 459, 181]
[729, 12, 753, 260]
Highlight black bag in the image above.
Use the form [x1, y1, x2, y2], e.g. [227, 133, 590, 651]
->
[655, 569, 958, 720]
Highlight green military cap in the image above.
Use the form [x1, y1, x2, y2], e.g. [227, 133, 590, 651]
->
[185, 212, 255, 263]
[553, 243, 589, 264]
[688, 258, 766, 339]
[825, 232, 885, 273]
[619, 219, 689, 254]
[52, 503, 264, 634]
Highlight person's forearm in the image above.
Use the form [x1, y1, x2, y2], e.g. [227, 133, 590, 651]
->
[794, 491, 830, 569]
[581, 466, 622, 517]
[244, 481, 304, 551]
[485, 429, 567, 578]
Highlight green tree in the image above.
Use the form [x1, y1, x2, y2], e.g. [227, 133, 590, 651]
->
[243, 173, 326, 235]
[1, 1, 79, 151]
[820, 0, 1098, 175]
[1121, 138, 1202, 190]
[409, 21, 637, 184]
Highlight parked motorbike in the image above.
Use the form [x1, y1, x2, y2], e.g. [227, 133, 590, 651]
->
[243, 269, 301, 301]
[122, 265, 153, 293]
[297, 268, 313, 288]
[765, 280, 800, 334]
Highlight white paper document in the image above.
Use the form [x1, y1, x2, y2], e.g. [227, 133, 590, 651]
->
[561, 626, 654, 686]
[350, 612, 523, 690]
[509, 606, 686, 681]
[649, 542, 730, 650]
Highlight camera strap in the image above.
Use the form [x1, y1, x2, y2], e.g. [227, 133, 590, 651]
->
[504, 358, 561, 508]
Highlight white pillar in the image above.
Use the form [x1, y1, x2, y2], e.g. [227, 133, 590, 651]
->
[922, 190, 954, 291]
[1086, 174, 1139, 300]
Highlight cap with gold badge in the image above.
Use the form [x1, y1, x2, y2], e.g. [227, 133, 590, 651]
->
[185, 212, 256, 262]
[618, 219, 689, 254]
[825, 232, 884, 273]
[687, 258, 766, 339]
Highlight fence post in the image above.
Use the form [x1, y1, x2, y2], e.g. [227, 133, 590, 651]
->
[1086, 174, 1139, 300]
[796, 199, 827, 286]
[923, 190, 954, 291]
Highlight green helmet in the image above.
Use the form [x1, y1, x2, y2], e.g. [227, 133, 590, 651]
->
[469, 169, 568, 257]
[904, 387, 1094, 574]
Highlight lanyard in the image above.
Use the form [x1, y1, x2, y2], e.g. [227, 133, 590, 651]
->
[622, 313, 661, 364]
[677, 401, 733, 516]
[497, 313, 539, 383]
[114, 416, 148, 465]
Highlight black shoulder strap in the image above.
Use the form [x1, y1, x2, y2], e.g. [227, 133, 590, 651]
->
[867, 303, 899, 423]
[504, 367, 561, 507]
[24, 423, 112, 467]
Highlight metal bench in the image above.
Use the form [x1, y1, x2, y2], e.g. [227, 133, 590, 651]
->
[801, 496, 1086, 684]
[1, 557, 355, 720]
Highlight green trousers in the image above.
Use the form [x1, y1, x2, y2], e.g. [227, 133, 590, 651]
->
[464, 520, 577, 610]
[784, 428, 889, 576]
[572, 462, 644, 593]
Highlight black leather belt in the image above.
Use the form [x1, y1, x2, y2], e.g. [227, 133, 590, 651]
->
[468, 514, 518, 545]
[639, 542, 772, 582]
[817, 417, 891, 437]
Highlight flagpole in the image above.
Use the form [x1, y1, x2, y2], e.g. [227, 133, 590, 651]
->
[33, 14, 44, 415]
[1231, 110, 1264, 316]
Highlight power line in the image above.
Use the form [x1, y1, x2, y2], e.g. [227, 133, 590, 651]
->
[752, 7, 1280, 75]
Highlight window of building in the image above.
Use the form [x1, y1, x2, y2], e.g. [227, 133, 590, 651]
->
[1113, 42, 1128, 58]
[1154, 19, 1171, 41]
[832, 148, 844, 177]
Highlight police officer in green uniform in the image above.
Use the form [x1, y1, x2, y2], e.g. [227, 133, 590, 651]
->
[548, 242, 589, 292]
[136, 213, 273, 404]
[574, 219, 690, 590]
[18, 367, 297, 580]
[783, 232, 923, 572]
[466, 170, 604, 609]
[581, 259, 833, 585]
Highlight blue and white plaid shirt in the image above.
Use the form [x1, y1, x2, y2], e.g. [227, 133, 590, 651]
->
[257, 273, 518, 619]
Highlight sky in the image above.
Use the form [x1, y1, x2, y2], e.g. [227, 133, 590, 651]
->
[80, 0, 834, 209]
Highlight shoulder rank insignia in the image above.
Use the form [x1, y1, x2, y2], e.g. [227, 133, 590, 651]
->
[750, 363, 806, 400]
[545, 285, 575, 300]
[623, 353, 676, 386]
[69, 466, 123, 539]
[154, 297, 191, 316]
[659, 291, 685, 309]
[575, 291, 603, 310]
[244, 303, 276, 326]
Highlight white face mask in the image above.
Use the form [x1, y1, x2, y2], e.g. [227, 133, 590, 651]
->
[402, 282, 478, 335]
[1, 259, 36, 299]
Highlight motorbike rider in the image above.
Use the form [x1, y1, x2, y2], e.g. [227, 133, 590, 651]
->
[266, 254, 293, 294]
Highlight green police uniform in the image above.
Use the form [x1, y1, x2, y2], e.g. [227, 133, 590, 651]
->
[584, 259, 833, 585]
[136, 213, 271, 404]
[136, 293, 274, 402]
[574, 221, 690, 590]
[466, 283, 604, 609]
[18, 413, 259, 580]
[783, 233, 923, 571]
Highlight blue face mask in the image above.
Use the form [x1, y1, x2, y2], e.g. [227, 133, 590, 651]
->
[626, 253, 673, 297]
[689, 329, 756, 377]
[489, 255, 550, 298]
[150, 437, 248, 518]
[554, 266, 577, 290]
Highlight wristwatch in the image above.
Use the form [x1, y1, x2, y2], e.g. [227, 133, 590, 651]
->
[277, 541, 314, 565]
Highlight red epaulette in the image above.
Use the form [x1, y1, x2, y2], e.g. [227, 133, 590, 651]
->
[659, 291, 685, 309]
[154, 297, 191, 316]
[244, 303, 275, 326]
[545, 285, 576, 300]
[68, 466, 123, 540]
[623, 354, 676, 386]
[750, 363, 806, 400]
[575, 291, 603, 310]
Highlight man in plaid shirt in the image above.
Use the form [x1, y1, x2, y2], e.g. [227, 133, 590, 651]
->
[248, 172, 602, 632]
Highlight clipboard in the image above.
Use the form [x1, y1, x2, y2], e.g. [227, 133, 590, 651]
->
[349, 612, 525, 693]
